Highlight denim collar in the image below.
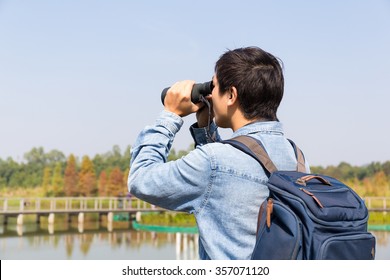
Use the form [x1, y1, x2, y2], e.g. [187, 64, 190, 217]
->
[231, 121, 284, 138]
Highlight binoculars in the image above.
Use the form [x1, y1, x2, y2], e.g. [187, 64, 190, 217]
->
[161, 81, 214, 105]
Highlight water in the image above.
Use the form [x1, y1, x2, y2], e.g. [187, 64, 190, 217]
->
[0, 221, 389, 260]
[0, 221, 199, 260]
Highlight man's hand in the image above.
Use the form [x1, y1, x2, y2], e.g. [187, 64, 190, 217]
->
[164, 80, 204, 117]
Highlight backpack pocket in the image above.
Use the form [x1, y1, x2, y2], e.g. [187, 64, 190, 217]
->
[318, 232, 376, 260]
[251, 199, 303, 260]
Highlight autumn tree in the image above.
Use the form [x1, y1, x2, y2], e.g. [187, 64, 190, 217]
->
[98, 170, 107, 196]
[78, 156, 97, 196]
[123, 168, 129, 190]
[64, 154, 78, 196]
[107, 167, 125, 197]
[372, 171, 390, 196]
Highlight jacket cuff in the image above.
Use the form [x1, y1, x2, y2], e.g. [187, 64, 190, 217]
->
[190, 122, 218, 146]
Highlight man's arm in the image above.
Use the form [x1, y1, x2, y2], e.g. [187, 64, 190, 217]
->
[128, 110, 214, 213]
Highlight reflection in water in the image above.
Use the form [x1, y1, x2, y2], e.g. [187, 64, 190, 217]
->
[0, 220, 389, 260]
[0, 221, 199, 260]
[370, 231, 390, 260]
[175, 232, 199, 260]
[16, 225, 23, 236]
[373, 231, 389, 248]
[78, 222, 84, 233]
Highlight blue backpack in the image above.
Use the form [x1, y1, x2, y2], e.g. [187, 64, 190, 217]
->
[224, 135, 376, 260]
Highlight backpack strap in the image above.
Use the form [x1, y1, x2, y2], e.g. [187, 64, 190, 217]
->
[223, 136, 277, 177]
[222, 135, 306, 176]
[287, 139, 306, 173]
[223, 135, 306, 238]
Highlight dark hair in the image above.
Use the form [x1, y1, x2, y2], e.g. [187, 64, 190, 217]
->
[215, 47, 284, 121]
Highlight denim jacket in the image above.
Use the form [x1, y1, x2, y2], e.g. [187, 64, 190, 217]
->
[128, 110, 309, 259]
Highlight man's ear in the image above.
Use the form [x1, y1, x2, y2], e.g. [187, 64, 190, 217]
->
[227, 86, 238, 106]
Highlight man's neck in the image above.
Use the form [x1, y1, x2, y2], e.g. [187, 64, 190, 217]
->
[231, 116, 254, 132]
[231, 116, 275, 132]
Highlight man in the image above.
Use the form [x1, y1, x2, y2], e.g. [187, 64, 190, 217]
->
[128, 46, 309, 259]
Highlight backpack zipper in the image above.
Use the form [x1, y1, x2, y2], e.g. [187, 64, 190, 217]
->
[299, 188, 324, 208]
[269, 184, 369, 227]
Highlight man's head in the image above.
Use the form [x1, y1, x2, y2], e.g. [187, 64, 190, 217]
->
[213, 47, 284, 124]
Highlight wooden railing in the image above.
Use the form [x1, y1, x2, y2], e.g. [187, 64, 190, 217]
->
[0, 197, 166, 225]
[364, 197, 390, 212]
[0, 196, 157, 213]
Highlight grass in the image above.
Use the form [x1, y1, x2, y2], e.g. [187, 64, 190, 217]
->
[139, 212, 196, 227]
[368, 212, 390, 225]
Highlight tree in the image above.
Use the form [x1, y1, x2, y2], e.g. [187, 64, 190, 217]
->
[42, 167, 52, 195]
[121, 146, 131, 171]
[23, 148, 46, 187]
[107, 167, 124, 197]
[0, 158, 16, 187]
[78, 156, 96, 196]
[337, 162, 356, 181]
[64, 154, 78, 196]
[366, 162, 383, 177]
[52, 162, 64, 196]
[46, 150, 66, 167]
[382, 161, 390, 177]
[24, 147, 46, 166]
[123, 168, 129, 191]
[92, 154, 105, 178]
[372, 171, 389, 196]
[98, 170, 107, 197]
[103, 145, 123, 170]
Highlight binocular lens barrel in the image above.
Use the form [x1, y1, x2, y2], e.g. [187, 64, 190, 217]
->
[161, 81, 213, 105]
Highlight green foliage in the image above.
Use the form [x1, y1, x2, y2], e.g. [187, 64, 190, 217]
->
[52, 162, 64, 196]
[368, 212, 390, 225]
[64, 154, 78, 196]
[92, 145, 131, 175]
[42, 167, 52, 195]
[168, 144, 194, 161]
[140, 212, 196, 227]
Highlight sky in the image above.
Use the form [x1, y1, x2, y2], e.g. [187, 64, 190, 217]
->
[0, 0, 389, 166]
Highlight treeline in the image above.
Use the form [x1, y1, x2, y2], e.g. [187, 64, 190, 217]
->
[0, 145, 191, 197]
[311, 161, 390, 197]
[1, 145, 389, 197]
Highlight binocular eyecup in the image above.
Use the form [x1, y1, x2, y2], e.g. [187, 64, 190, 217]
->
[161, 81, 214, 105]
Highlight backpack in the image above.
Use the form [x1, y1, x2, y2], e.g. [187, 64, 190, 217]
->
[223, 135, 376, 260]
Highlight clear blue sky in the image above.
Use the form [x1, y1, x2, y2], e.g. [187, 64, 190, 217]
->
[0, 0, 389, 166]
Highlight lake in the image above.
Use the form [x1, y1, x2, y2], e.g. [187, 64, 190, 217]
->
[0, 220, 199, 260]
[0, 220, 389, 260]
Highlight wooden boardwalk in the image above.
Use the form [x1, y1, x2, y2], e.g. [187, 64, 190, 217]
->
[0, 196, 166, 225]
